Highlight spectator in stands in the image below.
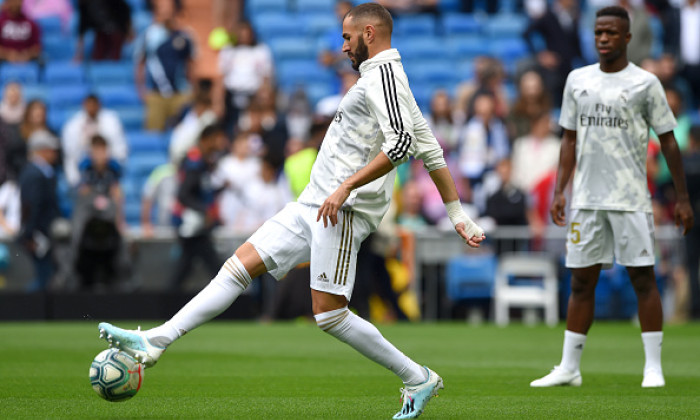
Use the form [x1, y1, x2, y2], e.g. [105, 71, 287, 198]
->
[140, 162, 177, 237]
[23, 0, 73, 34]
[457, 91, 510, 196]
[507, 69, 551, 141]
[318, 0, 354, 75]
[238, 84, 289, 172]
[169, 87, 218, 165]
[216, 131, 261, 231]
[218, 20, 273, 135]
[75, 0, 132, 61]
[236, 152, 292, 231]
[655, 53, 694, 112]
[19, 129, 60, 291]
[375, 0, 438, 15]
[0, 0, 41, 63]
[523, 0, 583, 106]
[73, 134, 125, 291]
[134, 1, 195, 131]
[662, 0, 700, 108]
[170, 124, 226, 289]
[397, 179, 430, 231]
[0, 82, 25, 181]
[0, 81, 25, 125]
[283, 118, 328, 199]
[618, 0, 653, 65]
[425, 90, 461, 154]
[683, 125, 700, 319]
[0, 174, 20, 238]
[455, 56, 510, 121]
[285, 88, 312, 142]
[510, 112, 561, 193]
[1, 98, 44, 184]
[62, 94, 128, 186]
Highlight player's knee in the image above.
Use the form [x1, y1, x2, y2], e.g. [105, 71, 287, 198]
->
[629, 272, 657, 296]
[570, 278, 596, 299]
[314, 307, 351, 334]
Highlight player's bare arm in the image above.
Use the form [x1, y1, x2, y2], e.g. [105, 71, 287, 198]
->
[551, 129, 577, 226]
[658, 131, 694, 235]
[428, 167, 485, 248]
[317, 152, 394, 227]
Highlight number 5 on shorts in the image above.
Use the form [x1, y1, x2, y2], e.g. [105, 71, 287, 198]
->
[570, 222, 581, 244]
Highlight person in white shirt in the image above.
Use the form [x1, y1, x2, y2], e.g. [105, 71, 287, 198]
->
[530, 6, 693, 389]
[218, 20, 273, 134]
[98, 4, 484, 419]
[169, 89, 218, 166]
[61, 94, 128, 186]
[510, 112, 561, 193]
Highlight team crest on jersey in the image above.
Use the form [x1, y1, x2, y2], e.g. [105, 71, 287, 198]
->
[619, 90, 628, 104]
[334, 110, 343, 123]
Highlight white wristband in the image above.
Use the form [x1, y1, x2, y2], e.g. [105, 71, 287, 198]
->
[445, 200, 484, 239]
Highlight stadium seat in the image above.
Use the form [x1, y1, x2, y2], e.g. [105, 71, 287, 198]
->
[44, 61, 85, 85]
[22, 84, 47, 101]
[46, 85, 90, 109]
[252, 13, 306, 41]
[441, 13, 482, 36]
[246, 0, 288, 15]
[446, 35, 490, 60]
[303, 13, 337, 37]
[445, 254, 497, 301]
[269, 37, 317, 61]
[115, 106, 146, 131]
[296, 0, 334, 14]
[43, 36, 77, 60]
[126, 152, 169, 179]
[494, 252, 558, 327]
[86, 61, 135, 86]
[47, 106, 81, 132]
[0, 62, 40, 84]
[132, 11, 153, 33]
[484, 14, 528, 40]
[489, 38, 529, 63]
[36, 15, 63, 36]
[124, 0, 147, 12]
[303, 81, 334, 107]
[124, 199, 142, 226]
[405, 60, 457, 87]
[394, 15, 437, 38]
[394, 37, 449, 61]
[94, 85, 142, 107]
[127, 130, 168, 153]
[276, 59, 333, 89]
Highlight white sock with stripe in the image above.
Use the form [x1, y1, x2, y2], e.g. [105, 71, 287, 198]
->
[147, 255, 252, 347]
[314, 307, 427, 385]
[641, 331, 663, 374]
[560, 330, 587, 372]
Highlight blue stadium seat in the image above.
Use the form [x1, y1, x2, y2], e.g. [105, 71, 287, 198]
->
[95, 85, 141, 107]
[252, 13, 307, 41]
[22, 84, 47, 101]
[44, 61, 85, 85]
[438, 0, 461, 12]
[446, 254, 497, 301]
[127, 130, 168, 153]
[394, 37, 449, 61]
[394, 15, 437, 38]
[246, 0, 288, 15]
[456, 59, 476, 82]
[115, 106, 145, 131]
[446, 35, 490, 60]
[269, 37, 317, 61]
[43, 36, 76, 60]
[277, 59, 333, 89]
[36, 15, 63, 36]
[442, 13, 482, 36]
[303, 13, 337, 37]
[46, 84, 90, 109]
[124, 0, 146, 12]
[303, 81, 334, 107]
[485, 14, 528, 39]
[124, 199, 142, 226]
[296, 0, 334, 14]
[132, 11, 153, 33]
[126, 152, 169, 179]
[0, 62, 40, 84]
[405, 60, 457, 87]
[47, 106, 81, 132]
[489, 38, 529, 63]
[87, 61, 135, 86]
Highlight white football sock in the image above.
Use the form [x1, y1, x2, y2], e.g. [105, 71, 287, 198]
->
[148, 255, 252, 346]
[560, 330, 587, 372]
[315, 307, 427, 386]
[641, 331, 663, 374]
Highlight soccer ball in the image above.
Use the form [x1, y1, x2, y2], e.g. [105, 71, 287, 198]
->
[89, 349, 144, 402]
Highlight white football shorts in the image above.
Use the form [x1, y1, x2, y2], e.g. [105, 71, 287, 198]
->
[247, 202, 372, 300]
[565, 208, 656, 269]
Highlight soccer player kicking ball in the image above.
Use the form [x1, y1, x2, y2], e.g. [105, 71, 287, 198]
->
[530, 6, 694, 389]
[98, 3, 485, 418]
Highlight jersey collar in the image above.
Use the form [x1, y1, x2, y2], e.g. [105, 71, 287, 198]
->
[359, 48, 401, 76]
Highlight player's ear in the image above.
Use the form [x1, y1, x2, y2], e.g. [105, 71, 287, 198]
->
[364, 24, 375, 43]
[625, 31, 631, 44]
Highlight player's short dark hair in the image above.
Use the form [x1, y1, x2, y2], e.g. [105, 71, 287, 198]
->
[199, 123, 224, 141]
[346, 2, 393, 34]
[596, 6, 630, 24]
[84, 93, 100, 103]
[90, 134, 108, 148]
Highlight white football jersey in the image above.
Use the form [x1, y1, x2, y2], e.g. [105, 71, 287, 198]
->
[298, 48, 446, 230]
[559, 63, 676, 212]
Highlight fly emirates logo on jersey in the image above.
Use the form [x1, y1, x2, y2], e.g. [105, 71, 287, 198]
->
[579, 103, 629, 129]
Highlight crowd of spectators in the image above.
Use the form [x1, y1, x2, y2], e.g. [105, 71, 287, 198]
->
[0, 0, 697, 318]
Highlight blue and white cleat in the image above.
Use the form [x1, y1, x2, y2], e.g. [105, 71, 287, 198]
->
[98, 322, 165, 368]
[393, 367, 444, 419]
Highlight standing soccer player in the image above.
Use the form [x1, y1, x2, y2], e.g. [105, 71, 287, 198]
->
[530, 6, 694, 388]
[98, 3, 485, 418]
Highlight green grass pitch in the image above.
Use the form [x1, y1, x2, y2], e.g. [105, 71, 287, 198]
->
[1, 321, 699, 419]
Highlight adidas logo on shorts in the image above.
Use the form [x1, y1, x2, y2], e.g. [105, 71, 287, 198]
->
[316, 272, 329, 283]
[640, 249, 649, 257]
